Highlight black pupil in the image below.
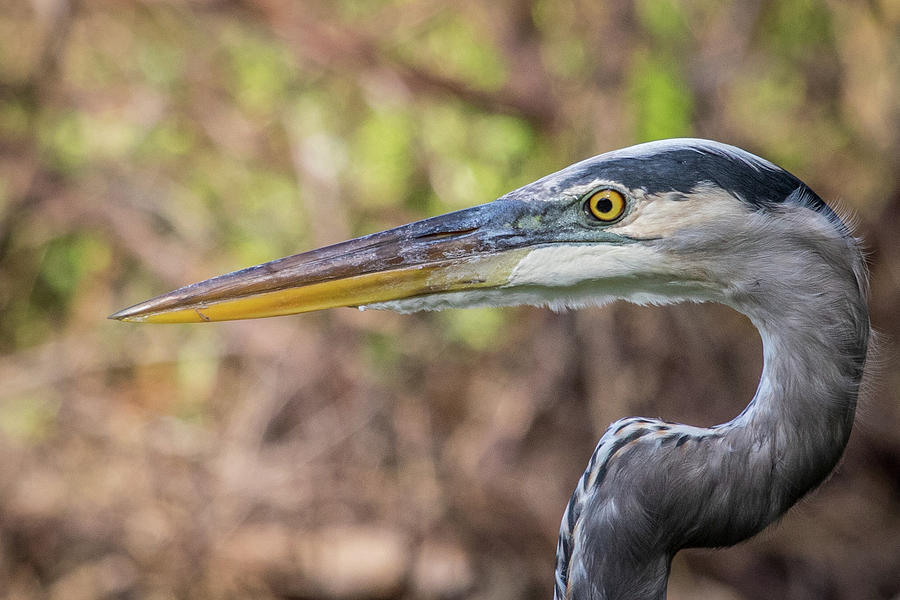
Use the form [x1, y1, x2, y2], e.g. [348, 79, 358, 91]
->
[594, 196, 613, 214]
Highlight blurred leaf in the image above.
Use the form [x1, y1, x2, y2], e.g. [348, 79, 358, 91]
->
[0, 180, 7, 218]
[438, 307, 507, 351]
[635, 0, 690, 47]
[627, 52, 694, 142]
[216, 165, 306, 265]
[289, 91, 350, 136]
[39, 233, 112, 299]
[474, 114, 535, 165]
[531, 0, 577, 34]
[540, 36, 590, 79]
[175, 334, 221, 418]
[136, 38, 184, 89]
[0, 394, 59, 443]
[337, 0, 404, 21]
[138, 121, 195, 160]
[223, 25, 298, 116]
[397, 15, 507, 91]
[0, 98, 30, 140]
[728, 64, 808, 166]
[421, 105, 536, 211]
[352, 109, 415, 207]
[421, 102, 470, 157]
[364, 331, 403, 372]
[39, 110, 148, 171]
[38, 111, 89, 172]
[763, 0, 834, 59]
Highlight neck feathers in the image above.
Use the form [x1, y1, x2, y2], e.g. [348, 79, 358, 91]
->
[554, 212, 870, 600]
[727, 224, 870, 515]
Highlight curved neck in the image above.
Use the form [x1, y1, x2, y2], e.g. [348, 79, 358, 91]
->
[721, 280, 869, 521]
[674, 240, 870, 550]
[556, 242, 869, 600]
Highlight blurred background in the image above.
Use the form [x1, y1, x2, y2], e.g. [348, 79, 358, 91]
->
[0, 0, 898, 598]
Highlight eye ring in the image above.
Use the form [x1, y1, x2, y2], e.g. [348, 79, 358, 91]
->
[583, 188, 627, 222]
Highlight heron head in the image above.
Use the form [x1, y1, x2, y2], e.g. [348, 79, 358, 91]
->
[110, 139, 850, 323]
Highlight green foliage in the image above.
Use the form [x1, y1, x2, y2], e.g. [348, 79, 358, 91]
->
[37, 110, 90, 172]
[397, 15, 507, 91]
[763, 0, 835, 60]
[541, 36, 590, 79]
[353, 109, 416, 208]
[363, 331, 404, 373]
[531, 0, 576, 33]
[438, 307, 507, 351]
[228, 169, 305, 264]
[38, 109, 151, 173]
[174, 333, 221, 418]
[1, 232, 111, 349]
[137, 120, 195, 161]
[222, 24, 298, 116]
[635, 0, 690, 47]
[729, 63, 808, 166]
[477, 114, 535, 166]
[39, 233, 111, 299]
[531, 0, 590, 78]
[0, 98, 30, 140]
[627, 53, 694, 142]
[0, 393, 59, 443]
[420, 103, 537, 211]
[337, 0, 405, 22]
[136, 38, 185, 89]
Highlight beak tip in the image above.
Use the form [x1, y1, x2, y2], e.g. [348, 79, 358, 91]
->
[108, 306, 144, 322]
[108, 296, 214, 323]
[109, 297, 167, 322]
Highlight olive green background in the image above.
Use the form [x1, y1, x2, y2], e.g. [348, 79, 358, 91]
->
[0, 1, 898, 598]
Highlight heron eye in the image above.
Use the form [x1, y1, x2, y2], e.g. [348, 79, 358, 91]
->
[584, 189, 626, 222]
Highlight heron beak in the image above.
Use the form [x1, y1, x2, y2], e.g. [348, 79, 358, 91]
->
[109, 200, 540, 323]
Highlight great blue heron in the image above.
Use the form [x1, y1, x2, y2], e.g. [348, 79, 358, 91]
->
[111, 139, 870, 599]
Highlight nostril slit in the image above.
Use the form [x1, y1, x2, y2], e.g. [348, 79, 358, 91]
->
[415, 227, 478, 241]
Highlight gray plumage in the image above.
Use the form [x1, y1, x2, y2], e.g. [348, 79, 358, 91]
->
[550, 141, 869, 600]
[110, 138, 871, 600]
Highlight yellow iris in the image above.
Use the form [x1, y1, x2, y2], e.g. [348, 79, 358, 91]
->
[585, 189, 626, 222]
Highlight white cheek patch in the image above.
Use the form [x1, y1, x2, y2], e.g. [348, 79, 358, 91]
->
[505, 239, 720, 310]
[362, 246, 655, 314]
[364, 242, 715, 314]
[613, 187, 745, 239]
[507, 244, 661, 288]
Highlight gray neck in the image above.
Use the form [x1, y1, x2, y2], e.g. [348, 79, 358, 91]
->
[716, 273, 870, 534]
[663, 239, 870, 553]
[559, 234, 870, 600]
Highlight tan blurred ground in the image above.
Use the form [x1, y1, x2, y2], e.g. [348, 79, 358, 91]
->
[0, 1, 898, 598]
